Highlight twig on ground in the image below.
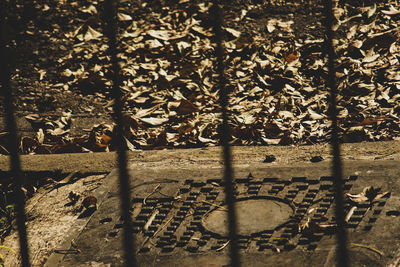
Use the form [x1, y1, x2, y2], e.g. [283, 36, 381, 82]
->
[350, 243, 384, 257]
[143, 184, 161, 205]
[216, 240, 230, 251]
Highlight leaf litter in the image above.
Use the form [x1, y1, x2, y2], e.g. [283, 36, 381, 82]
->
[2, 0, 400, 154]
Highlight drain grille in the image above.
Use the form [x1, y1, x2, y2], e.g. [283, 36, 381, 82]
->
[127, 175, 389, 254]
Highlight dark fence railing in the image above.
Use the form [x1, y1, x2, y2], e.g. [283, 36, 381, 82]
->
[323, 0, 349, 266]
[103, 0, 137, 266]
[0, 1, 348, 266]
[0, 2, 31, 267]
[212, 2, 241, 266]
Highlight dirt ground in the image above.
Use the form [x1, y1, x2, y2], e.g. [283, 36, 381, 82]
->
[1, 173, 110, 267]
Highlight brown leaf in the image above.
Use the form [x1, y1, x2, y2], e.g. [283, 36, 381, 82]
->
[117, 12, 132, 21]
[20, 137, 39, 154]
[298, 218, 323, 235]
[347, 186, 390, 203]
[232, 124, 260, 141]
[178, 124, 194, 135]
[355, 116, 388, 126]
[176, 100, 198, 115]
[382, 5, 400, 15]
[82, 196, 97, 210]
[284, 53, 298, 63]
[33, 146, 51, 154]
[362, 33, 397, 50]
[52, 143, 86, 154]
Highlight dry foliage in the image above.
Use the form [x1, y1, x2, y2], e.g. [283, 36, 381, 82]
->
[2, 1, 400, 154]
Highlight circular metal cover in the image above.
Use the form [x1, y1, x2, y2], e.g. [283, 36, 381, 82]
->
[202, 197, 294, 236]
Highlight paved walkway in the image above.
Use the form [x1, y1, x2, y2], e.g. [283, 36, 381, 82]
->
[46, 159, 400, 267]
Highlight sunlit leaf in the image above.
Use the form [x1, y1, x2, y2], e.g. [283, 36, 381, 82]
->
[140, 117, 169, 126]
[84, 26, 103, 41]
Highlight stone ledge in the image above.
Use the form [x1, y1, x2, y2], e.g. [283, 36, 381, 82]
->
[0, 141, 399, 173]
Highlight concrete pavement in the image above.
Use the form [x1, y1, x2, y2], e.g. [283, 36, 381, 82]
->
[46, 159, 400, 267]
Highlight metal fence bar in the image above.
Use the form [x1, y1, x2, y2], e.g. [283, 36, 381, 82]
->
[212, 1, 241, 267]
[103, 0, 137, 266]
[0, 3, 31, 267]
[323, 0, 350, 266]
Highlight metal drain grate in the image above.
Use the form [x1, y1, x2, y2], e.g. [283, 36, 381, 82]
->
[128, 175, 389, 254]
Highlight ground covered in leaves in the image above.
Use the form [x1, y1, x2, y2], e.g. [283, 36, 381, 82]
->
[1, 0, 400, 154]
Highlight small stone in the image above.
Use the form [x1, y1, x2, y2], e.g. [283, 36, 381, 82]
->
[310, 156, 324, 163]
[263, 155, 276, 163]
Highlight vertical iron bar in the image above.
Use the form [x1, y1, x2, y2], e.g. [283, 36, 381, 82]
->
[0, 3, 31, 267]
[323, 0, 349, 266]
[212, 1, 240, 267]
[103, 1, 136, 266]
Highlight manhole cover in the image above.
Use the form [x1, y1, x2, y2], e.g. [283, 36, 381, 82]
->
[202, 196, 294, 236]
[120, 174, 392, 254]
[124, 174, 389, 254]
